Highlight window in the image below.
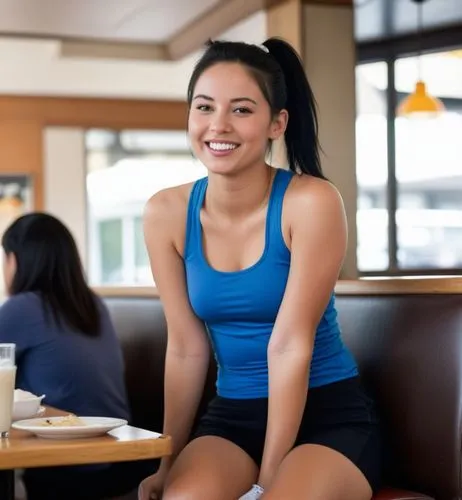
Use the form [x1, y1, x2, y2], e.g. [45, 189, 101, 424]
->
[356, 48, 462, 274]
[86, 129, 207, 286]
[98, 219, 122, 284]
[395, 51, 462, 270]
[356, 62, 389, 271]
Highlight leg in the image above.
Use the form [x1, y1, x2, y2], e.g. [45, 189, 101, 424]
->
[15, 470, 27, 500]
[262, 444, 372, 500]
[163, 436, 258, 500]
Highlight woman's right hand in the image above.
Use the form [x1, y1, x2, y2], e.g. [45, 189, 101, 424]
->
[138, 469, 168, 500]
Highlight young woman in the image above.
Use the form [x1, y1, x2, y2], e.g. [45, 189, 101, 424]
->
[139, 38, 381, 500]
[0, 213, 150, 500]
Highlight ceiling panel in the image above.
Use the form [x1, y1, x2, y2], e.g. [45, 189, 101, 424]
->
[0, 0, 222, 43]
[355, 0, 462, 43]
[0, 0, 460, 47]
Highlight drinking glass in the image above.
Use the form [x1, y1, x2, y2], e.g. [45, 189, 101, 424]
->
[0, 344, 16, 438]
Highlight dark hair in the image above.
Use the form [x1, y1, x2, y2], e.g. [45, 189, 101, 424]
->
[2, 212, 101, 336]
[187, 37, 325, 179]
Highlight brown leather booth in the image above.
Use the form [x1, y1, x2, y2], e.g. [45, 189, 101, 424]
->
[98, 278, 462, 500]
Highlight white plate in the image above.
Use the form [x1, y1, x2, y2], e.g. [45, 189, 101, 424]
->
[12, 416, 127, 439]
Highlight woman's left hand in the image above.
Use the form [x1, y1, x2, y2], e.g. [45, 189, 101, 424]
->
[238, 484, 265, 500]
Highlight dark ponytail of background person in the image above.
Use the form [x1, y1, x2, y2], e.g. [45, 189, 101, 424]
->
[2, 212, 101, 336]
[187, 36, 325, 179]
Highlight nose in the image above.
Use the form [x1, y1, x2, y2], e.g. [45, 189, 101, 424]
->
[210, 109, 231, 133]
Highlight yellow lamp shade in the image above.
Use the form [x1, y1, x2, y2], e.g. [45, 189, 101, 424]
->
[397, 81, 445, 117]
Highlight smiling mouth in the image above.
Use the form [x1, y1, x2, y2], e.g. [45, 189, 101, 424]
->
[205, 141, 240, 152]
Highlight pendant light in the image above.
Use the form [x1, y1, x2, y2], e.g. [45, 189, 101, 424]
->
[396, 0, 445, 117]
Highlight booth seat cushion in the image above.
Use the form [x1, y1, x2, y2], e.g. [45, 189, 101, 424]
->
[373, 488, 433, 500]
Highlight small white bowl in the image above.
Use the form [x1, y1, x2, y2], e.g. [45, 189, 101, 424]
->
[13, 395, 46, 421]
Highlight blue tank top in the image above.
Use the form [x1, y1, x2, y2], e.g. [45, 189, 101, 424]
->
[185, 168, 358, 399]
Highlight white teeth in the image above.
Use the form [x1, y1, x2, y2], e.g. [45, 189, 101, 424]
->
[208, 142, 238, 151]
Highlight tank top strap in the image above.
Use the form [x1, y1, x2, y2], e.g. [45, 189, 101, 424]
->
[185, 176, 208, 261]
[266, 168, 294, 256]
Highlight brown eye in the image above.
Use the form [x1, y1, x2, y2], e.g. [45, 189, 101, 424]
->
[234, 107, 252, 114]
[196, 104, 212, 112]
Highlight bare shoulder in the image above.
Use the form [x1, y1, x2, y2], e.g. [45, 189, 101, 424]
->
[283, 173, 347, 241]
[286, 173, 345, 213]
[144, 182, 193, 225]
[143, 181, 195, 254]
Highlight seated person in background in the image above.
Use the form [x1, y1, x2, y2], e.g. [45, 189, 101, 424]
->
[0, 212, 152, 500]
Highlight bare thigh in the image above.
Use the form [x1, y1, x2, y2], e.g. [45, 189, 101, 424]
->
[162, 436, 258, 500]
[262, 444, 372, 500]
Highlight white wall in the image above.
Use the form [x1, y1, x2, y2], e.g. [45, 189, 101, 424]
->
[0, 11, 267, 99]
[43, 127, 87, 266]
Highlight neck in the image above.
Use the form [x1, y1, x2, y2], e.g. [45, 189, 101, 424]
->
[205, 164, 274, 219]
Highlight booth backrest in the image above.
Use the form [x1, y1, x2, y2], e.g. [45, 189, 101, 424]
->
[100, 279, 462, 500]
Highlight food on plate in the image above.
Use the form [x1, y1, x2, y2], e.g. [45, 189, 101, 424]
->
[40, 414, 86, 427]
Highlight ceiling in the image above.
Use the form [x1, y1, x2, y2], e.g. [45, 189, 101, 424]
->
[0, 0, 288, 60]
[0, 0, 461, 60]
[355, 0, 462, 43]
[0, 0, 221, 43]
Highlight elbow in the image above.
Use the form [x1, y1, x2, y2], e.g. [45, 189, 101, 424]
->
[168, 344, 210, 361]
[166, 325, 210, 361]
[167, 338, 210, 361]
[267, 337, 313, 363]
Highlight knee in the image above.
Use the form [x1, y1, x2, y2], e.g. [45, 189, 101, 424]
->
[162, 481, 199, 500]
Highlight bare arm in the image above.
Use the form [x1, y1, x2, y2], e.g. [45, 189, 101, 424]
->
[143, 188, 210, 474]
[258, 178, 348, 489]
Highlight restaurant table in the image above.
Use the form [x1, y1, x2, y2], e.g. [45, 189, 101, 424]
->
[0, 407, 171, 500]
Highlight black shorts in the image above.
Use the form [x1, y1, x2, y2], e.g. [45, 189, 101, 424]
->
[193, 376, 382, 493]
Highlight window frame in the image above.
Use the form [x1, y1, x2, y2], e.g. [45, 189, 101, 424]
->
[356, 26, 462, 276]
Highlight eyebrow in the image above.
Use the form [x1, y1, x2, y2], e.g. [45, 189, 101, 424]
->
[192, 94, 257, 105]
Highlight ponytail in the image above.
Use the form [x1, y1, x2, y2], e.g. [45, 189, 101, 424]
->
[263, 38, 324, 179]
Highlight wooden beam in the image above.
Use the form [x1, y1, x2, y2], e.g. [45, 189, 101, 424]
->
[166, 0, 288, 61]
[60, 39, 169, 62]
[302, 0, 352, 5]
[0, 96, 188, 130]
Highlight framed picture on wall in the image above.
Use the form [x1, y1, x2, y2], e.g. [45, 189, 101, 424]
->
[0, 175, 33, 229]
[0, 174, 33, 296]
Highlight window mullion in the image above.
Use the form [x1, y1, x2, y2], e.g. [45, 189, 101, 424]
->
[386, 57, 398, 272]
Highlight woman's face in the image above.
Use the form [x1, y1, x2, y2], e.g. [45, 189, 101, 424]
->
[2, 251, 16, 295]
[188, 62, 287, 176]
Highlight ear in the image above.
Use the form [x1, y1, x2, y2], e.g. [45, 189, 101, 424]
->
[2, 251, 16, 295]
[7, 252, 17, 275]
[269, 109, 288, 141]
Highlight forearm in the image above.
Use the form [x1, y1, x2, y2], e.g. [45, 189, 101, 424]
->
[259, 348, 311, 487]
[160, 346, 210, 470]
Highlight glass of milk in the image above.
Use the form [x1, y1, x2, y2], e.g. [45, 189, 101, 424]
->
[0, 343, 16, 438]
